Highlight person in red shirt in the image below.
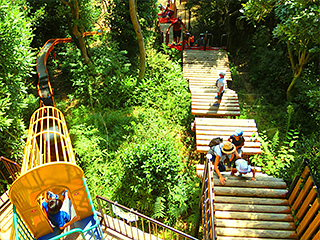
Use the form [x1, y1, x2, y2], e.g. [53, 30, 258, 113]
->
[166, 17, 188, 44]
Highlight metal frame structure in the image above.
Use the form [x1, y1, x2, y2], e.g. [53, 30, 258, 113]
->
[96, 196, 199, 240]
[9, 106, 104, 239]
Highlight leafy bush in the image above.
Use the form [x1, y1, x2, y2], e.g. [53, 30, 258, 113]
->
[66, 107, 135, 199]
[0, 0, 39, 160]
[251, 128, 298, 182]
[134, 48, 192, 126]
[59, 40, 136, 109]
[247, 27, 291, 105]
[287, 133, 320, 188]
[64, 104, 137, 152]
[69, 122, 123, 199]
[115, 136, 185, 216]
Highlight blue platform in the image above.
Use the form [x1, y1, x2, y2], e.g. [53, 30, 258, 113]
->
[38, 215, 103, 240]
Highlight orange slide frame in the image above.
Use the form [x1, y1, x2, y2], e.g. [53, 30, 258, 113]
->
[36, 31, 101, 107]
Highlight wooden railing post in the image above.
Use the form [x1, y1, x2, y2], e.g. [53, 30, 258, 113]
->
[288, 159, 320, 239]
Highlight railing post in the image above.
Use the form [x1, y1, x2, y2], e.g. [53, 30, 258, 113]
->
[204, 32, 207, 51]
[195, 157, 215, 239]
[182, 31, 185, 51]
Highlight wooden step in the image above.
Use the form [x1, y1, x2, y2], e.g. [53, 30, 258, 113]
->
[192, 95, 238, 100]
[192, 105, 240, 111]
[215, 211, 294, 222]
[217, 173, 285, 182]
[184, 72, 231, 77]
[192, 110, 241, 117]
[215, 203, 292, 214]
[214, 186, 288, 198]
[191, 90, 237, 95]
[213, 179, 287, 189]
[184, 66, 229, 71]
[184, 61, 229, 66]
[192, 102, 239, 108]
[215, 196, 289, 206]
[197, 146, 261, 155]
[197, 140, 260, 149]
[192, 99, 239, 105]
[215, 219, 296, 230]
[191, 89, 237, 94]
[215, 227, 298, 239]
[192, 105, 240, 112]
[195, 117, 257, 126]
[192, 98, 239, 103]
[186, 76, 231, 81]
[191, 88, 237, 93]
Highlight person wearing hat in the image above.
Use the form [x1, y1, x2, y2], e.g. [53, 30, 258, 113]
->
[231, 159, 256, 181]
[206, 141, 241, 185]
[214, 71, 226, 107]
[166, 16, 188, 44]
[228, 129, 245, 156]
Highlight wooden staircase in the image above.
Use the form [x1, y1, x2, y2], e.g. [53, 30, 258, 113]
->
[213, 172, 298, 240]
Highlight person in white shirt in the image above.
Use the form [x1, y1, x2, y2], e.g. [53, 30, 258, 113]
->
[214, 71, 226, 107]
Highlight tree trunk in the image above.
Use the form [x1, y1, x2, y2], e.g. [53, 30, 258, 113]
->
[286, 75, 298, 102]
[286, 43, 310, 101]
[129, 0, 146, 80]
[60, 0, 92, 66]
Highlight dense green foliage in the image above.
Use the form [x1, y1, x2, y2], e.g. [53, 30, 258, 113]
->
[0, 0, 39, 160]
[103, 0, 158, 68]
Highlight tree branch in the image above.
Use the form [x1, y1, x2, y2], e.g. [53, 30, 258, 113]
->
[59, 0, 71, 8]
[287, 41, 295, 75]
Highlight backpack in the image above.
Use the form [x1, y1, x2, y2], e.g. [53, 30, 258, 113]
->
[208, 137, 223, 147]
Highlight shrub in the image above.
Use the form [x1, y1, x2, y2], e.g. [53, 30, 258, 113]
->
[251, 128, 298, 182]
[115, 136, 183, 211]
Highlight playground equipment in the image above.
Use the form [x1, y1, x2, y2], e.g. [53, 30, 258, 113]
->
[9, 32, 104, 240]
[36, 31, 100, 107]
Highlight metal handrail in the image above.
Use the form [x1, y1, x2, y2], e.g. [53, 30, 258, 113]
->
[195, 157, 215, 240]
[13, 177, 104, 240]
[0, 156, 21, 194]
[13, 205, 35, 240]
[96, 196, 199, 240]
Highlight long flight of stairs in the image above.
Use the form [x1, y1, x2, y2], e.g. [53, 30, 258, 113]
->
[213, 171, 298, 240]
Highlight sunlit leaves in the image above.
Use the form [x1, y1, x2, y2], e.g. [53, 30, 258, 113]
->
[0, 0, 38, 159]
[273, 0, 320, 52]
[242, 0, 277, 23]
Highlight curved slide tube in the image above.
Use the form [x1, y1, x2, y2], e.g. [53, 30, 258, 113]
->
[36, 31, 101, 107]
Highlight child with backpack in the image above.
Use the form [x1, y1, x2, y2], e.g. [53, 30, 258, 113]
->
[206, 140, 241, 185]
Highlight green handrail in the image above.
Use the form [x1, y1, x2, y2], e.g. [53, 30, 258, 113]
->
[13, 177, 104, 240]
